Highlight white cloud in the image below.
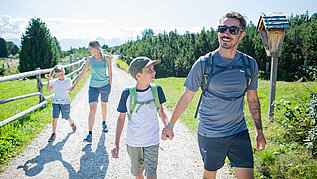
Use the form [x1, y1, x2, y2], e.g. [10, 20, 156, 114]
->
[0, 15, 28, 39]
[0, 15, 207, 49]
[43, 18, 109, 24]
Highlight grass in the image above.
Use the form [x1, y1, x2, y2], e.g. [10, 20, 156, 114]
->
[0, 70, 91, 171]
[154, 77, 317, 178]
[0, 59, 19, 76]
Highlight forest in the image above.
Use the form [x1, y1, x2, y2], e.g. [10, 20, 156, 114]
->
[112, 12, 317, 82]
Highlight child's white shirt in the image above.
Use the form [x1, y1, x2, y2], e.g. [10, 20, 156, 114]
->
[51, 78, 72, 104]
[125, 87, 160, 147]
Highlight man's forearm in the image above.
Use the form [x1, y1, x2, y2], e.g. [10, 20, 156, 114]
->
[248, 97, 263, 131]
[169, 89, 195, 126]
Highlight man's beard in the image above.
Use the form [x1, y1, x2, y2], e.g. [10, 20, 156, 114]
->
[220, 36, 240, 49]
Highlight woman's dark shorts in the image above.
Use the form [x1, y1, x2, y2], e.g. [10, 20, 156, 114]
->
[88, 83, 111, 103]
[198, 130, 254, 171]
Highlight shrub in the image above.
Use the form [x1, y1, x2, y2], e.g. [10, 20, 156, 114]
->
[274, 91, 317, 156]
[116, 58, 129, 72]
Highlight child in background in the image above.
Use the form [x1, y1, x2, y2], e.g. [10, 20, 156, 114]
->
[111, 57, 168, 179]
[45, 65, 77, 142]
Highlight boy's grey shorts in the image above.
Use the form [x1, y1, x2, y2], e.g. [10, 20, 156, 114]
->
[126, 144, 159, 178]
[52, 103, 70, 119]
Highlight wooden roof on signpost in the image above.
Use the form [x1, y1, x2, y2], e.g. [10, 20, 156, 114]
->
[257, 12, 290, 31]
[257, 12, 290, 57]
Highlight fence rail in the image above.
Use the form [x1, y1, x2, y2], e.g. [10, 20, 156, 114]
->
[0, 56, 86, 127]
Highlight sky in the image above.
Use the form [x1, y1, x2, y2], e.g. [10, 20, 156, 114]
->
[0, 0, 316, 50]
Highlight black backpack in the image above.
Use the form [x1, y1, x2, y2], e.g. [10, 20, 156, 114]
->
[194, 52, 252, 118]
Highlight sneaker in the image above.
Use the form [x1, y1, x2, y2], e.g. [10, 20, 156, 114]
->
[103, 123, 108, 133]
[83, 134, 92, 143]
[48, 133, 56, 142]
[71, 123, 77, 132]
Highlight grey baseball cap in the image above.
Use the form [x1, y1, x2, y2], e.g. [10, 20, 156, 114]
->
[129, 57, 161, 78]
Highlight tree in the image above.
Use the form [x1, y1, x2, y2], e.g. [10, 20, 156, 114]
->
[19, 18, 60, 72]
[141, 29, 155, 38]
[5, 41, 19, 56]
[0, 38, 8, 58]
[11, 44, 19, 56]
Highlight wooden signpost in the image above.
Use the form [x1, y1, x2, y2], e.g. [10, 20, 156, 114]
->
[256, 12, 290, 120]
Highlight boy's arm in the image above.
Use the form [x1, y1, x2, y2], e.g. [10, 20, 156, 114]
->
[70, 57, 90, 92]
[44, 74, 53, 91]
[246, 89, 266, 150]
[161, 88, 195, 140]
[111, 112, 126, 158]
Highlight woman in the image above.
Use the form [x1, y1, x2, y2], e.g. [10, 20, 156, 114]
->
[70, 40, 112, 142]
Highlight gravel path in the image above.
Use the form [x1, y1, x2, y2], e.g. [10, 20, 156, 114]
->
[0, 56, 235, 179]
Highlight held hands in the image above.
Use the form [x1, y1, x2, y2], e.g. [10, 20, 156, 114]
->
[69, 85, 75, 92]
[161, 125, 174, 140]
[111, 145, 119, 158]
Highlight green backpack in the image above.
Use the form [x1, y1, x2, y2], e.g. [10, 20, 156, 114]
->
[194, 53, 252, 118]
[128, 84, 160, 121]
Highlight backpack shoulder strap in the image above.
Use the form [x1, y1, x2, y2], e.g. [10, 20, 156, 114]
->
[241, 54, 252, 87]
[150, 83, 161, 116]
[195, 52, 213, 118]
[201, 52, 213, 92]
[128, 87, 137, 121]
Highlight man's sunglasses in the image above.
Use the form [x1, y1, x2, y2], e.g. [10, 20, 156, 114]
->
[218, 25, 244, 35]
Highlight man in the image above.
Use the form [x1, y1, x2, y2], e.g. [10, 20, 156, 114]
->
[162, 11, 266, 179]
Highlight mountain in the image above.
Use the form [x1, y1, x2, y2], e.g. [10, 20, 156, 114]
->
[59, 37, 124, 51]
[59, 39, 89, 51]
[105, 38, 123, 47]
[96, 37, 124, 47]
[6, 37, 125, 51]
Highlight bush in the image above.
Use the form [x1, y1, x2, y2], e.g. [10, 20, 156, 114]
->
[116, 58, 129, 72]
[274, 91, 317, 156]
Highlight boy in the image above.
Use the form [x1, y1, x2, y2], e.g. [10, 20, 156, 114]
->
[111, 56, 168, 179]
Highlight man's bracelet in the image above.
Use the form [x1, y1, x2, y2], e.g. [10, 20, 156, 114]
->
[167, 123, 174, 129]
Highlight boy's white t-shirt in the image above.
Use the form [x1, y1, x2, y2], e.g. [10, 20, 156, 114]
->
[117, 85, 166, 147]
[51, 78, 72, 104]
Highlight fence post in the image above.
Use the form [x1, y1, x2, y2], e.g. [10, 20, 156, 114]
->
[35, 67, 45, 103]
[69, 54, 73, 79]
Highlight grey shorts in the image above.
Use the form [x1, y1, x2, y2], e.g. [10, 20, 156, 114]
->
[88, 84, 111, 103]
[52, 103, 70, 119]
[198, 130, 254, 171]
[126, 144, 159, 178]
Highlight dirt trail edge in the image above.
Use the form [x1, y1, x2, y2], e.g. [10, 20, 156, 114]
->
[0, 56, 234, 179]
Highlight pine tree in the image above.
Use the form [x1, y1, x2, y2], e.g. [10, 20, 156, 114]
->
[19, 18, 60, 72]
[0, 38, 8, 58]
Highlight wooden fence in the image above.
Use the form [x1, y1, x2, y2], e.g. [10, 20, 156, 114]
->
[0, 56, 86, 127]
